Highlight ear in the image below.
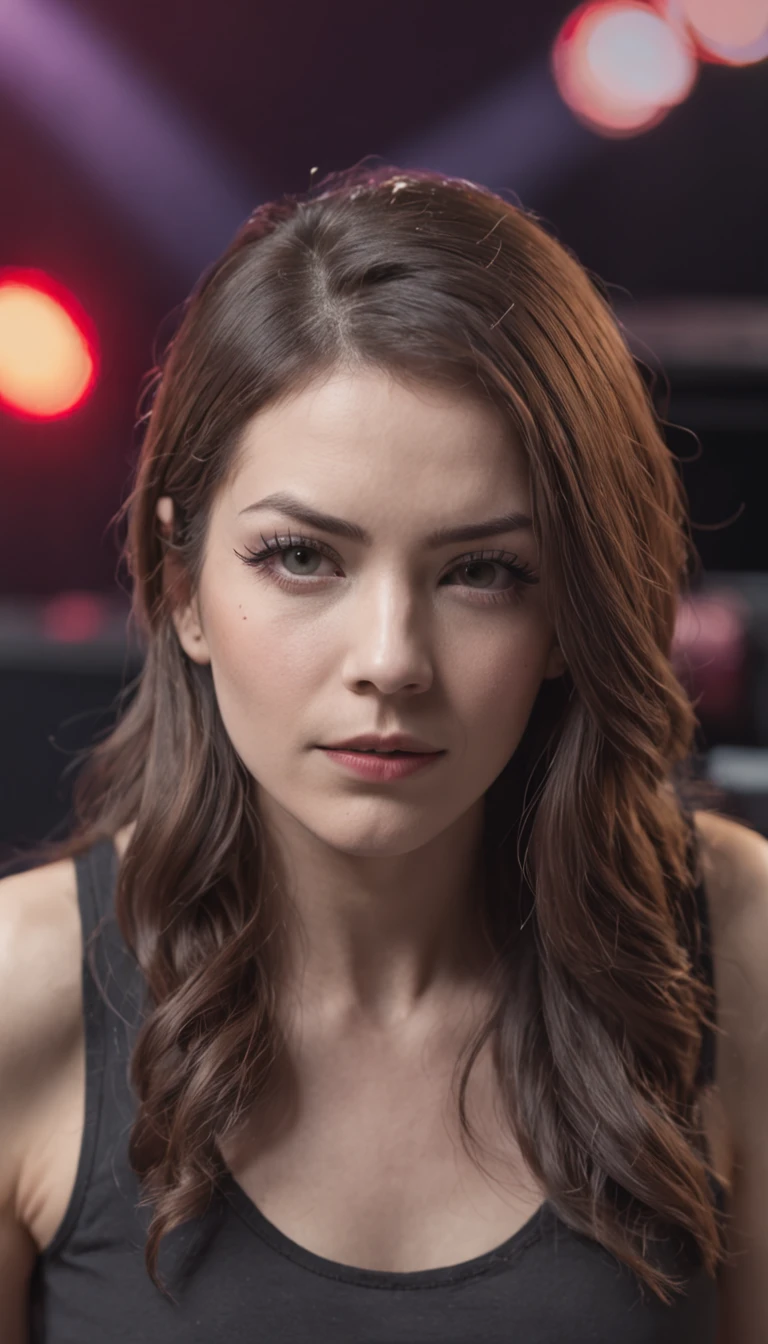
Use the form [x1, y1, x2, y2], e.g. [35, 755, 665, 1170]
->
[156, 496, 211, 666]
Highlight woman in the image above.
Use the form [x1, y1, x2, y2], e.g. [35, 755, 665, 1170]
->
[1, 164, 766, 1342]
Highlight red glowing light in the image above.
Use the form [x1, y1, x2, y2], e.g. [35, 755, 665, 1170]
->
[0, 268, 98, 420]
[553, 1, 698, 137]
[41, 591, 109, 642]
[662, 0, 768, 65]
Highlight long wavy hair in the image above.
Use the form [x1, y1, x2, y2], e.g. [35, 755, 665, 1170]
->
[20, 163, 731, 1304]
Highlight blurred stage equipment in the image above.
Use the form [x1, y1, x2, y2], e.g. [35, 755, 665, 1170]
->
[707, 746, 768, 832]
[672, 582, 768, 746]
[0, 593, 142, 867]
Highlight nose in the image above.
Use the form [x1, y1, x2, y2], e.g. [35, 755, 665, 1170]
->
[339, 576, 434, 697]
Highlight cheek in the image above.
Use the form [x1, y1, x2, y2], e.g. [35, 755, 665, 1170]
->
[460, 626, 548, 704]
[204, 600, 319, 732]
[455, 631, 550, 750]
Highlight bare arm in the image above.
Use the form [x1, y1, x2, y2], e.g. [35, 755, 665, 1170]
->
[0, 860, 82, 1344]
[694, 811, 768, 1344]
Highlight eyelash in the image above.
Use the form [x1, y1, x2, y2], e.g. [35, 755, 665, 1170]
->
[234, 531, 539, 606]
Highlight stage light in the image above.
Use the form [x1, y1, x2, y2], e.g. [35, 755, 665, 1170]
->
[553, 1, 698, 136]
[41, 591, 110, 642]
[0, 268, 97, 420]
[663, 0, 768, 65]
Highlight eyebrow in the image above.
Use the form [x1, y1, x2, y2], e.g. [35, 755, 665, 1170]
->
[238, 491, 533, 549]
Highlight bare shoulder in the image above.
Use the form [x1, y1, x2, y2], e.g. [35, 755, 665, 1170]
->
[0, 826, 133, 1218]
[0, 825, 134, 1192]
[0, 821, 135, 1027]
[0, 852, 83, 1097]
[692, 808, 768, 945]
[691, 805, 768, 1333]
[691, 810, 768, 1341]
[691, 807, 768, 1056]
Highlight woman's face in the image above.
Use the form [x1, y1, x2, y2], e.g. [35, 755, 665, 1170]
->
[169, 366, 565, 859]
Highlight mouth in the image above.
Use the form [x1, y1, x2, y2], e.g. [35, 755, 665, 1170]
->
[317, 744, 446, 779]
[320, 747, 443, 756]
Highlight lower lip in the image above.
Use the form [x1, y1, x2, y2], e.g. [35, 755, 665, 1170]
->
[318, 748, 445, 780]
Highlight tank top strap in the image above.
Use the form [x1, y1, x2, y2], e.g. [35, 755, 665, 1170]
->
[73, 833, 147, 1152]
[74, 834, 145, 1032]
[73, 834, 117, 945]
[38, 836, 144, 1266]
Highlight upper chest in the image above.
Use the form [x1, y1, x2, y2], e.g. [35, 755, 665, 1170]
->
[215, 1014, 551, 1271]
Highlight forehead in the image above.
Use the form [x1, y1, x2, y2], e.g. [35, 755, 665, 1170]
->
[223, 367, 530, 516]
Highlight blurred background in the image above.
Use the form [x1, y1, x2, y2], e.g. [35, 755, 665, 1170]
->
[1, 0, 767, 863]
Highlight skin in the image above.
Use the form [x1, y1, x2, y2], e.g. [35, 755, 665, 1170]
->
[160, 365, 566, 1036]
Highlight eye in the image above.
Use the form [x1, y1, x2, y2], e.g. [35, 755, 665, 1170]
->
[442, 551, 538, 593]
[273, 544, 332, 577]
[234, 533, 340, 587]
[234, 532, 539, 604]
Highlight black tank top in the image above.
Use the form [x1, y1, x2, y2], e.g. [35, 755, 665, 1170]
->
[29, 826, 725, 1343]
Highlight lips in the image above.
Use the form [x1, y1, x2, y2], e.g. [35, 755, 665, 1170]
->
[321, 733, 442, 754]
[337, 748, 417, 756]
[319, 744, 445, 780]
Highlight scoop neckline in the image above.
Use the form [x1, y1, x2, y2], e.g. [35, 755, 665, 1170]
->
[218, 1169, 550, 1288]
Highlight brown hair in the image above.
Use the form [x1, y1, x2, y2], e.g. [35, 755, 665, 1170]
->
[20, 163, 730, 1304]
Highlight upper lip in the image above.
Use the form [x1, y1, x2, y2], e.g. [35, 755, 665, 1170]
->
[321, 733, 443, 753]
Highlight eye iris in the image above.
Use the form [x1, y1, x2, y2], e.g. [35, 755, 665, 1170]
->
[464, 560, 495, 587]
[285, 546, 319, 574]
